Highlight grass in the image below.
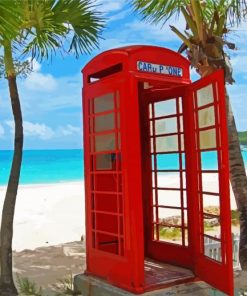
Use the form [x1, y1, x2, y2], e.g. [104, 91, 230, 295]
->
[158, 208, 240, 240]
[52, 273, 80, 296]
[16, 275, 43, 296]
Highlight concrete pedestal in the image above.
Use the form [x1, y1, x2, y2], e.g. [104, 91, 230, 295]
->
[73, 274, 227, 296]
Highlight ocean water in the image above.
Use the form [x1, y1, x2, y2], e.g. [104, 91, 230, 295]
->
[0, 149, 246, 185]
[0, 149, 83, 185]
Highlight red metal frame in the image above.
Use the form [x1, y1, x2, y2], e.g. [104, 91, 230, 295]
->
[82, 46, 233, 295]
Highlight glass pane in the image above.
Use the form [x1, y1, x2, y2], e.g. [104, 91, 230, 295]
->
[94, 113, 115, 132]
[203, 194, 220, 214]
[154, 99, 176, 117]
[182, 153, 186, 169]
[94, 93, 114, 113]
[153, 207, 157, 223]
[95, 133, 116, 152]
[202, 173, 219, 193]
[179, 97, 183, 113]
[157, 190, 181, 207]
[149, 104, 153, 118]
[157, 172, 180, 188]
[156, 135, 178, 152]
[179, 116, 184, 132]
[155, 117, 177, 135]
[159, 226, 182, 245]
[180, 134, 184, 151]
[198, 106, 215, 128]
[183, 209, 188, 226]
[201, 151, 218, 170]
[199, 129, 216, 150]
[204, 236, 222, 262]
[158, 208, 182, 225]
[197, 84, 214, 107]
[156, 153, 179, 170]
[96, 154, 113, 170]
[150, 121, 153, 136]
[152, 172, 156, 187]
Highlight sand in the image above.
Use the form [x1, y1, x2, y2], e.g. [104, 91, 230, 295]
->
[0, 177, 242, 294]
[0, 175, 238, 251]
[0, 181, 85, 251]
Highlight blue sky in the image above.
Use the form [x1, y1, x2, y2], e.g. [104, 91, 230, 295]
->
[0, 0, 246, 150]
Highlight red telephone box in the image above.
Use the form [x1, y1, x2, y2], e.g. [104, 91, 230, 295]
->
[82, 45, 233, 295]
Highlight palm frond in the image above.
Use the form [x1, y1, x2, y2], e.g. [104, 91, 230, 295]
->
[132, 0, 190, 25]
[20, 0, 104, 60]
[0, 1, 21, 42]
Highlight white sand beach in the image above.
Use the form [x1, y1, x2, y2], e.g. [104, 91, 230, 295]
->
[0, 181, 85, 251]
[0, 175, 238, 251]
[0, 177, 242, 294]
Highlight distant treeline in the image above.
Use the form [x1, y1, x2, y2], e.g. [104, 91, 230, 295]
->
[239, 131, 247, 145]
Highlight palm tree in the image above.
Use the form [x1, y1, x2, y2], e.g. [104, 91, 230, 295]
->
[0, 1, 103, 295]
[132, 0, 247, 270]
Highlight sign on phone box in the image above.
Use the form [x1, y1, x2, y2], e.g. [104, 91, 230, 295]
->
[137, 61, 183, 77]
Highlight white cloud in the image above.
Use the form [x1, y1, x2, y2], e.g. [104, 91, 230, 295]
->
[5, 120, 55, 140]
[24, 72, 57, 92]
[95, 0, 125, 13]
[5, 121, 81, 140]
[24, 121, 55, 140]
[59, 124, 80, 136]
[27, 58, 41, 72]
[23, 58, 57, 92]
[0, 124, 4, 138]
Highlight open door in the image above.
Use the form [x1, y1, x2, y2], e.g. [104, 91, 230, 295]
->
[140, 69, 233, 295]
[186, 70, 233, 296]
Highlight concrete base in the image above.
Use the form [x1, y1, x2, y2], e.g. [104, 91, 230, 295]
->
[73, 274, 227, 296]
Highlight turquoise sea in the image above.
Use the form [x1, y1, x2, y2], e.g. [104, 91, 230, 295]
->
[0, 149, 246, 185]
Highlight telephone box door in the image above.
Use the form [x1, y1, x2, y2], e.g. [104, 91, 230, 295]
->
[142, 70, 233, 295]
[187, 70, 233, 296]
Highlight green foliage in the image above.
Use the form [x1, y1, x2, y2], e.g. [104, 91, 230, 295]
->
[231, 209, 240, 226]
[132, 0, 247, 84]
[239, 131, 247, 145]
[16, 274, 43, 296]
[0, 0, 104, 68]
[52, 273, 80, 296]
[159, 227, 181, 240]
[0, 56, 33, 78]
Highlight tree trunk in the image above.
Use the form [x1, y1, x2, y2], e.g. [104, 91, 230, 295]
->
[0, 44, 23, 295]
[226, 89, 247, 270]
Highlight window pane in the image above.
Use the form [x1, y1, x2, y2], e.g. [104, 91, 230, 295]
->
[198, 106, 215, 128]
[157, 190, 181, 207]
[154, 99, 176, 117]
[204, 236, 222, 262]
[94, 113, 115, 132]
[201, 151, 218, 170]
[156, 135, 178, 152]
[156, 153, 179, 170]
[96, 154, 113, 170]
[202, 173, 219, 194]
[203, 194, 220, 214]
[197, 84, 214, 107]
[158, 208, 182, 224]
[159, 226, 182, 245]
[155, 117, 177, 135]
[94, 93, 114, 113]
[157, 172, 180, 188]
[149, 104, 153, 118]
[95, 133, 116, 152]
[199, 129, 216, 150]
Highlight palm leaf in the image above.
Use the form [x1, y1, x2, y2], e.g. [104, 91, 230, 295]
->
[170, 25, 193, 50]
[21, 0, 104, 60]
